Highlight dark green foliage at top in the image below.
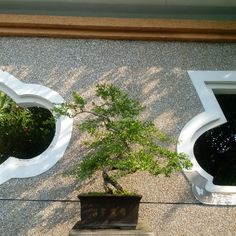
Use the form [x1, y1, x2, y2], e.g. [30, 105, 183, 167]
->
[0, 92, 55, 163]
[55, 84, 192, 190]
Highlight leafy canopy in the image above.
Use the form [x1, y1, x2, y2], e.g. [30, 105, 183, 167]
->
[55, 84, 192, 184]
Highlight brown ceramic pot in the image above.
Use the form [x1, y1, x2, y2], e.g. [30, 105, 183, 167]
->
[76, 194, 142, 230]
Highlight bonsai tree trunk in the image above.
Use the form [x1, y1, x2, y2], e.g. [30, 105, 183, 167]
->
[102, 167, 124, 194]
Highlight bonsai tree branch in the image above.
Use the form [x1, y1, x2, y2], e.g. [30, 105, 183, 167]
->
[102, 166, 124, 194]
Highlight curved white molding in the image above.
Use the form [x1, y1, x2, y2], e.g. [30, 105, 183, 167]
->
[0, 71, 73, 184]
[178, 71, 236, 205]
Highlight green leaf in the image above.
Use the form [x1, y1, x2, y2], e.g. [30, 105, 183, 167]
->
[72, 91, 86, 109]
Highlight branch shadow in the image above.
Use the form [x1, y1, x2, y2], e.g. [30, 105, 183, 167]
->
[0, 38, 235, 235]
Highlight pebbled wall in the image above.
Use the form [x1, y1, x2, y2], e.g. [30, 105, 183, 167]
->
[0, 37, 235, 236]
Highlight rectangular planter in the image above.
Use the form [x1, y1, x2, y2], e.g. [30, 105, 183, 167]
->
[77, 194, 142, 230]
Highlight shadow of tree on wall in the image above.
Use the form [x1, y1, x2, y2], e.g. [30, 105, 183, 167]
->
[0, 38, 235, 235]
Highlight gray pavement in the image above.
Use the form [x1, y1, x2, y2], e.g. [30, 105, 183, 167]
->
[0, 37, 235, 235]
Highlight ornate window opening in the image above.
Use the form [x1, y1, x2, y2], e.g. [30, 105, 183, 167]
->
[0, 71, 73, 184]
[178, 71, 236, 205]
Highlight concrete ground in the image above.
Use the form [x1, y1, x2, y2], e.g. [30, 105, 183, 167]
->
[0, 37, 235, 236]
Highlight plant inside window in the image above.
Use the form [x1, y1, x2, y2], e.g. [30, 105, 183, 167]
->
[0, 92, 55, 164]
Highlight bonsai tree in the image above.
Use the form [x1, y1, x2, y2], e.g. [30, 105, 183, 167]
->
[54, 84, 192, 194]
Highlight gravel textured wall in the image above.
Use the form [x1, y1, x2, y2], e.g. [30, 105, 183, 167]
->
[0, 38, 235, 236]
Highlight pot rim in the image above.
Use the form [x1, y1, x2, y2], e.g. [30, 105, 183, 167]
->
[78, 193, 142, 199]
